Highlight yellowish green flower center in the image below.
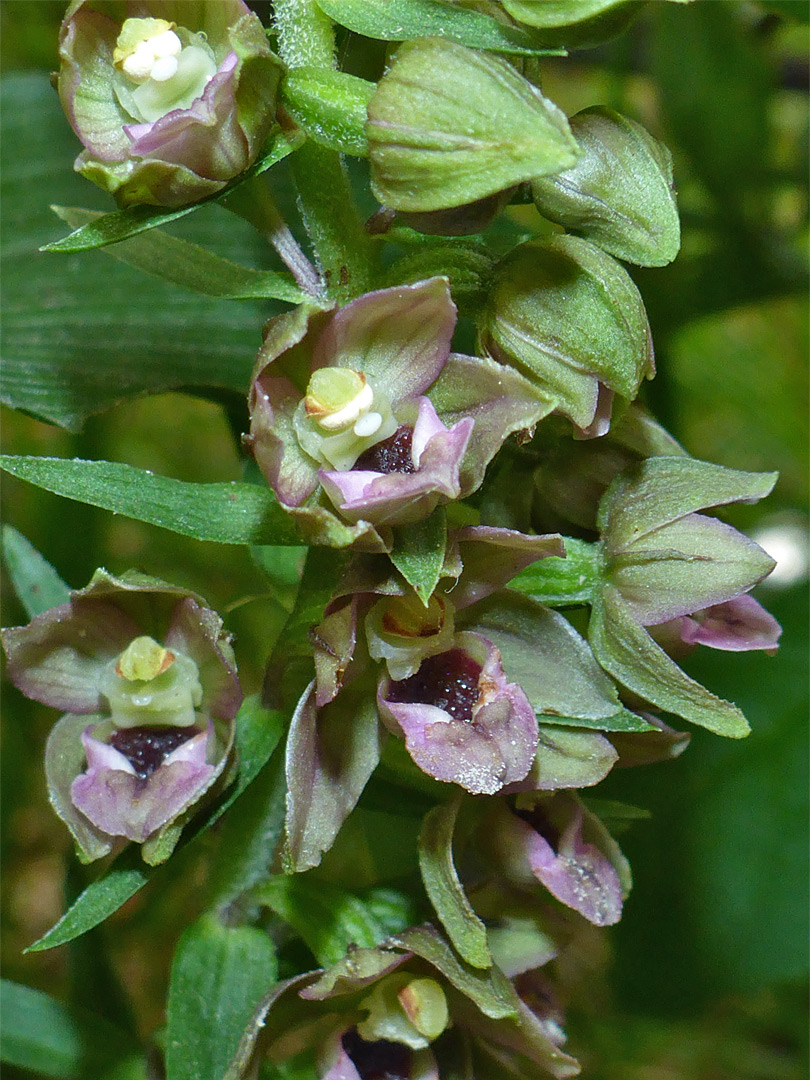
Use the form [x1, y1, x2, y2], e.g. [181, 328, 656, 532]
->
[116, 635, 175, 681]
[357, 973, 449, 1049]
[114, 17, 218, 124]
[396, 978, 449, 1041]
[304, 368, 382, 436]
[381, 594, 447, 639]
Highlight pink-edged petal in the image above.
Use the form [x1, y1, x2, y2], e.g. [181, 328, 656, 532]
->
[71, 725, 215, 843]
[574, 384, 614, 439]
[410, 397, 448, 465]
[124, 53, 248, 180]
[312, 279, 456, 406]
[320, 415, 473, 528]
[379, 634, 537, 795]
[449, 526, 565, 609]
[678, 593, 782, 653]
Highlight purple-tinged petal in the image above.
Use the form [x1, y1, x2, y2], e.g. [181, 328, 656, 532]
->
[58, 7, 131, 161]
[164, 597, 242, 721]
[313, 598, 360, 708]
[318, 1026, 363, 1080]
[503, 727, 618, 793]
[428, 352, 556, 495]
[320, 407, 473, 528]
[379, 633, 538, 795]
[70, 724, 215, 843]
[495, 794, 627, 926]
[311, 279, 456, 406]
[574, 385, 614, 440]
[125, 53, 249, 180]
[449, 527, 565, 609]
[2, 599, 141, 713]
[613, 513, 777, 626]
[678, 593, 782, 653]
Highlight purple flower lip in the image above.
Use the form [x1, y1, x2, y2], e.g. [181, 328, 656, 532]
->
[319, 398, 474, 527]
[378, 632, 538, 795]
[675, 594, 782, 653]
[71, 721, 216, 843]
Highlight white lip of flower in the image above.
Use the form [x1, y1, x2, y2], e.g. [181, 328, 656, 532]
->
[121, 29, 182, 84]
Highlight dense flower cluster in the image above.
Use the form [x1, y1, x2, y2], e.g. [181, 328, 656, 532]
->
[1, 2, 785, 1078]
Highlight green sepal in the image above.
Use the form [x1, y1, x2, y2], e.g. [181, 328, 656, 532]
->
[532, 106, 681, 267]
[418, 795, 492, 969]
[508, 537, 601, 605]
[589, 585, 751, 738]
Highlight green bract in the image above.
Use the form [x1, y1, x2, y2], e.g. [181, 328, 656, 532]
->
[532, 106, 681, 266]
[481, 235, 654, 433]
[367, 37, 578, 212]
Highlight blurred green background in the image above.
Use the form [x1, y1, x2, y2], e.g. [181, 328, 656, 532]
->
[1, 2, 808, 1078]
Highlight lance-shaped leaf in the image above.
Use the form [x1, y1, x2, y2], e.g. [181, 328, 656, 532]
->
[41, 129, 304, 252]
[589, 586, 752, 737]
[1, 526, 71, 619]
[418, 796, 492, 969]
[483, 235, 653, 433]
[316, 0, 565, 55]
[51, 206, 304, 303]
[284, 679, 383, 872]
[0, 456, 301, 546]
[165, 914, 277, 1080]
[390, 508, 448, 604]
[367, 38, 578, 212]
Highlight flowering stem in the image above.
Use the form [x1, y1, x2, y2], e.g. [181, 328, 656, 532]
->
[224, 177, 323, 297]
[273, 0, 375, 302]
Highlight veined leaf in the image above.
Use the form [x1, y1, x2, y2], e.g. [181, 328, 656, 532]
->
[315, 0, 564, 55]
[165, 916, 277, 1080]
[390, 508, 447, 604]
[0, 456, 302, 546]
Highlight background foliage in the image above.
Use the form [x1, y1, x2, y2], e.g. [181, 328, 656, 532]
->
[1, 2, 808, 1078]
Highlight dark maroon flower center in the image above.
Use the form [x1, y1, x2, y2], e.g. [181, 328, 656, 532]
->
[109, 726, 200, 779]
[387, 648, 482, 722]
[354, 426, 415, 474]
[341, 1028, 412, 1080]
[514, 803, 561, 850]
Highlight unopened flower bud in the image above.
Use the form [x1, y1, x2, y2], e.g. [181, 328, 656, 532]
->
[367, 37, 578, 212]
[482, 235, 654, 433]
[532, 106, 680, 267]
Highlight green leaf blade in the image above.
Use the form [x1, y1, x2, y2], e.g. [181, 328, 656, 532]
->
[1, 526, 71, 618]
[165, 916, 277, 1080]
[0, 456, 301, 546]
[390, 508, 447, 604]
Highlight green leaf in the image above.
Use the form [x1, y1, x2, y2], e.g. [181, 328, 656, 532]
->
[27, 698, 284, 952]
[589, 586, 751, 737]
[418, 796, 491, 969]
[253, 875, 388, 965]
[536, 710, 654, 733]
[0, 456, 301, 546]
[390, 508, 447, 604]
[50, 207, 304, 304]
[165, 915, 277, 1080]
[206, 749, 287, 906]
[509, 537, 601, 605]
[1, 526, 70, 618]
[315, 0, 565, 55]
[0, 980, 142, 1080]
[0, 73, 289, 430]
[281, 68, 374, 156]
[42, 129, 304, 254]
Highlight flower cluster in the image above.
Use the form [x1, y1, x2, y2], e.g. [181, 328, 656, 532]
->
[1, 3, 787, 1078]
